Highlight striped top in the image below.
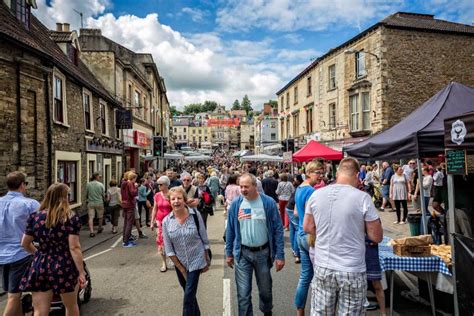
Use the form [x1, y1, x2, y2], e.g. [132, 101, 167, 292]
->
[162, 208, 210, 272]
[276, 181, 294, 201]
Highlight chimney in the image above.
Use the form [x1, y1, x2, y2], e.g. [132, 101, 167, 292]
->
[79, 28, 102, 36]
[63, 23, 70, 32]
[56, 23, 62, 31]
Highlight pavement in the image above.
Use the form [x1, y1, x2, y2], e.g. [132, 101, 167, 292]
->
[1, 202, 452, 316]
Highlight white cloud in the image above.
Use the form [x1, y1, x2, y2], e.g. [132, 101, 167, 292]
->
[216, 0, 404, 32]
[181, 7, 209, 23]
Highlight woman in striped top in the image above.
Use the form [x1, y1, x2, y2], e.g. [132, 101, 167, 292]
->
[162, 187, 210, 316]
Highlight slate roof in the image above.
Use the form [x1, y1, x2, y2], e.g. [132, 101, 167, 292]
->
[276, 12, 474, 95]
[0, 3, 120, 107]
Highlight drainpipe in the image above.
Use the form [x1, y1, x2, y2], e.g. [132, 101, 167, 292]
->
[44, 72, 53, 185]
[16, 61, 22, 167]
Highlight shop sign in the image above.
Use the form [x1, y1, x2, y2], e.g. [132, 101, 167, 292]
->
[116, 109, 133, 129]
[206, 118, 240, 127]
[134, 130, 149, 147]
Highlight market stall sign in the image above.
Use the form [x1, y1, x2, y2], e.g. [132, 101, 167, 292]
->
[133, 130, 149, 147]
[116, 109, 133, 129]
[445, 149, 467, 175]
[283, 151, 293, 163]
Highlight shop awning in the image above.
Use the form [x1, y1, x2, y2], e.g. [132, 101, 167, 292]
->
[241, 154, 283, 162]
[292, 140, 343, 162]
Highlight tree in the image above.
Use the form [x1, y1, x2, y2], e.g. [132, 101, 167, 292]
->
[183, 103, 202, 114]
[267, 100, 278, 108]
[241, 95, 253, 115]
[170, 105, 182, 116]
[231, 99, 241, 110]
[202, 100, 218, 113]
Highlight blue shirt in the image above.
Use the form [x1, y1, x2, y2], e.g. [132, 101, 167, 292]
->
[0, 192, 40, 264]
[239, 196, 268, 247]
[295, 185, 315, 236]
[381, 167, 394, 186]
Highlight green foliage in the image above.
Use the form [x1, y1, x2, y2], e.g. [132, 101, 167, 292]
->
[202, 100, 218, 112]
[267, 100, 278, 108]
[183, 101, 218, 114]
[231, 99, 241, 110]
[241, 95, 253, 115]
[170, 105, 182, 116]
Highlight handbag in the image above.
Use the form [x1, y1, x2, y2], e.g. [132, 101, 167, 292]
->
[146, 199, 152, 209]
[191, 212, 212, 262]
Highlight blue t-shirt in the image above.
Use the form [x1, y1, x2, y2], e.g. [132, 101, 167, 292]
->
[239, 196, 268, 247]
[295, 185, 315, 236]
[382, 167, 394, 185]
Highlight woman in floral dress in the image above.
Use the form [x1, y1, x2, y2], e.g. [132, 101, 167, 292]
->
[20, 183, 86, 316]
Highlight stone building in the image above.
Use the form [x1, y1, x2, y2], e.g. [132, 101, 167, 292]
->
[0, 1, 124, 213]
[172, 117, 190, 148]
[79, 29, 170, 173]
[229, 110, 248, 150]
[277, 12, 474, 151]
[188, 125, 212, 149]
[209, 105, 231, 149]
[240, 123, 255, 151]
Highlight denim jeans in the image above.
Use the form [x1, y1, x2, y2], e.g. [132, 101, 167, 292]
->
[235, 247, 273, 316]
[286, 208, 300, 258]
[294, 234, 313, 309]
[175, 268, 202, 316]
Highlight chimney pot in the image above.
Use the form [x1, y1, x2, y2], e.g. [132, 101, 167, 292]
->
[63, 23, 70, 32]
[56, 23, 62, 31]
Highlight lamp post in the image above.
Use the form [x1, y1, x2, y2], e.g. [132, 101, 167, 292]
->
[344, 48, 380, 63]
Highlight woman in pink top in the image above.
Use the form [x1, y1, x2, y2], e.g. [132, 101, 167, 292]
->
[150, 176, 172, 272]
[224, 174, 241, 213]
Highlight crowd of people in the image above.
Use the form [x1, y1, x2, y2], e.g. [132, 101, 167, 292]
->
[1, 147, 472, 316]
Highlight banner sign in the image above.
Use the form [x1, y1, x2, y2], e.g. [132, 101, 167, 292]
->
[116, 109, 133, 129]
[283, 151, 293, 163]
[444, 113, 474, 148]
[133, 130, 150, 147]
[206, 118, 240, 127]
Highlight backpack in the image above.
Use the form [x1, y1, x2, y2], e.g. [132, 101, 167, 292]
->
[191, 212, 212, 263]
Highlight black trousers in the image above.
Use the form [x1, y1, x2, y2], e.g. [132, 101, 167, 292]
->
[137, 201, 149, 225]
[395, 200, 408, 222]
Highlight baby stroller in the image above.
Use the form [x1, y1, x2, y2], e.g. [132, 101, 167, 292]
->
[372, 184, 383, 208]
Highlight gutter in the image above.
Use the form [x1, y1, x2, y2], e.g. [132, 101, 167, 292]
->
[44, 71, 53, 185]
[15, 60, 21, 166]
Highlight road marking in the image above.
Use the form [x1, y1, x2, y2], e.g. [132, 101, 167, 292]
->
[111, 235, 123, 248]
[84, 248, 112, 261]
[223, 278, 231, 316]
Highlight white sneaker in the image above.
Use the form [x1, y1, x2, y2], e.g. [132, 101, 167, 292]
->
[393, 221, 399, 224]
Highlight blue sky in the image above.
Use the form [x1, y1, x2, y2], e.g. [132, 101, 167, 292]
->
[36, 0, 473, 109]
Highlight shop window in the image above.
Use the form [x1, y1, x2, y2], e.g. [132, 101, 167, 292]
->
[57, 161, 77, 204]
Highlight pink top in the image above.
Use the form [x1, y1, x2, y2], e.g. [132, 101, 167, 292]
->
[225, 184, 241, 209]
[313, 180, 326, 190]
[154, 192, 172, 222]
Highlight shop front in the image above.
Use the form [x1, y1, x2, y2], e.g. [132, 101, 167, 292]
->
[123, 127, 152, 175]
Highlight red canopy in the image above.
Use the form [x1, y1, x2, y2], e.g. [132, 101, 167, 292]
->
[292, 140, 343, 162]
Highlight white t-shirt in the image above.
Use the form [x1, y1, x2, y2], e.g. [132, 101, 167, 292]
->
[305, 184, 380, 273]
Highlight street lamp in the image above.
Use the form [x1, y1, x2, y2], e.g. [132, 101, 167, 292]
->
[344, 48, 380, 63]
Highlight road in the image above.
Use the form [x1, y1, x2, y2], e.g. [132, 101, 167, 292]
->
[1, 206, 452, 315]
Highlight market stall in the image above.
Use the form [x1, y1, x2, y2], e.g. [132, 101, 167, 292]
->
[241, 154, 283, 162]
[292, 140, 343, 162]
[184, 155, 212, 161]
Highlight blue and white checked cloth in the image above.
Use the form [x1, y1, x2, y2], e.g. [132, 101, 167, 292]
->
[378, 237, 452, 276]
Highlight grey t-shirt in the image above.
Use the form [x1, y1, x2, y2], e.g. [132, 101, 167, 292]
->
[305, 184, 379, 273]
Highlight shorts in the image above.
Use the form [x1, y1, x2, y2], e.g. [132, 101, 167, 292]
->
[0, 256, 33, 293]
[381, 185, 390, 199]
[433, 186, 446, 203]
[88, 203, 105, 219]
[365, 244, 382, 281]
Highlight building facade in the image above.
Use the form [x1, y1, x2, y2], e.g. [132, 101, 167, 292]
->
[0, 1, 124, 213]
[277, 12, 474, 151]
[79, 29, 170, 173]
[172, 117, 190, 148]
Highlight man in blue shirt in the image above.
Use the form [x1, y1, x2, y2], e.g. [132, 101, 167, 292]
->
[380, 161, 395, 211]
[0, 171, 40, 315]
[226, 173, 285, 316]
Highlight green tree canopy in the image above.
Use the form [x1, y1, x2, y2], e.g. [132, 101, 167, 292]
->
[267, 100, 278, 108]
[170, 105, 182, 116]
[183, 103, 202, 114]
[231, 99, 241, 110]
[241, 95, 253, 115]
[202, 100, 218, 112]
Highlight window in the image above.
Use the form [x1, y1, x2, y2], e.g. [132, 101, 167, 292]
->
[306, 107, 313, 133]
[67, 44, 78, 65]
[329, 103, 336, 129]
[307, 76, 312, 96]
[293, 113, 299, 137]
[328, 64, 336, 89]
[199, 129, 202, 134]
[286, 92, 290, 108]
[134, 91, 141, 116]
[88, 160, 95, 180]
[350, 95, 359, 131]
[356, 51, 365, 78]
[57, 161, 77, 204]
[174, 127, 177, 133]
[204, 136, 208, 141]
[53, 75, 66, 123]
[362, 92, 371, 130]
[280, 96, 284, 111]
[271, 133, 276, 140]
[270, 121, 276, 128]
[280, 120, 285, 139]
[193, 129, 196, 134]
[100, 102, 107, 135]
[83, 92, 92, 130]
[184, 135, 187, 139]
[178, 135, 181, 140]
[128, 84, 132, 104]
[294, 87, 298, 104]
[193, 136, 196, 141]
[286, 117, 290, 137]
[15, 0, 30, 29]
[183, 128, 186, 133]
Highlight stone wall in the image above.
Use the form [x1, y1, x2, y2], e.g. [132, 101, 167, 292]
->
[80, 51, 116, 95]
[381, 28, 474, 129]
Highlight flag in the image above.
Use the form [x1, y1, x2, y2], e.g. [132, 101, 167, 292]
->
[238, 208, 252, 220]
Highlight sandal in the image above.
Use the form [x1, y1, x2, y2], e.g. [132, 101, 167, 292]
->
[160, 266, 167, 272]
[90, 233, 96, 237]
[97, 227, 104, 234]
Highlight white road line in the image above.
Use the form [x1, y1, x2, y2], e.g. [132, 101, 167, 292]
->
[111, 235, 123, 248]
[84, 248, 112, 261]
[223, 278, 231, 316]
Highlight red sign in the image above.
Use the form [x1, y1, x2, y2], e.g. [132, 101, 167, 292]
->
[206, 118, 240, 127]
[133, 130, 149, 147]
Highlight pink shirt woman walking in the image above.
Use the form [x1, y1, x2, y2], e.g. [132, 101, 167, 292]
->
[224, 174, 241, 213]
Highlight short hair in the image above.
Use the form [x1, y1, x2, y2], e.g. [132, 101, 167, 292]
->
[168, 186, 187, 201]
[109, 179, 118, 187]
[6, 171, 26, 190]
[139, 178, 146, 184]
[126, 171, 137, 181]
[240, 173, 257, 186]
[338, 157, 360, 176]
[280, 173, 288, 182]
[92, 172, 101, 180]
[157, 176, 170, 186]
[305, 161, 323, 176]
[248, 167, 257, 176]
[228, 174, 238, 185]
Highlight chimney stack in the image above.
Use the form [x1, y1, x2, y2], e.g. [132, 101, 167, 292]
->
[56, 23, 62, 31]
[63, 23, 70, 32]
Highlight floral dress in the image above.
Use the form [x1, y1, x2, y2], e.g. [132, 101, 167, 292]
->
[20, 210, 82, 294]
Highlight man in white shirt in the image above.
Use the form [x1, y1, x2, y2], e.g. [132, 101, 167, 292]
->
[303, 157, 383, 315]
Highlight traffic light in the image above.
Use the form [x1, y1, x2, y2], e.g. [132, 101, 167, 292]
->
[287, 139, 295, 153]
[162, 137, 168, 154]
[281, 140, 287, 151]
[153, 136, 163, 157]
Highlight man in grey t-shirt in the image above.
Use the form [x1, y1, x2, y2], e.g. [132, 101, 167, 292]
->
[303, 157, 383, 315]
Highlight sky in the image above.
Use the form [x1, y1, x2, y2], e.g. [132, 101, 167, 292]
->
[33, 0, 473, 110]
